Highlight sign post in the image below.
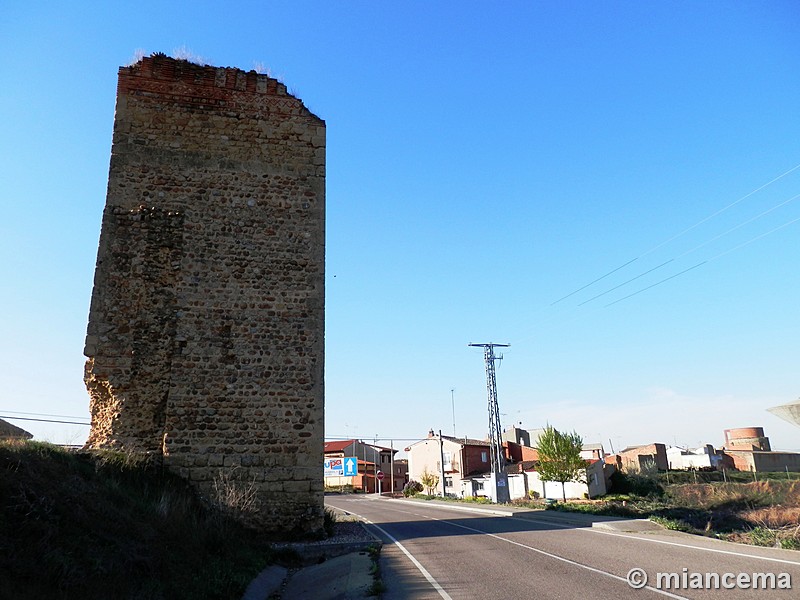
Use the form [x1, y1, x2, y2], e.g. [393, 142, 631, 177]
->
[376, 470, 384, 495]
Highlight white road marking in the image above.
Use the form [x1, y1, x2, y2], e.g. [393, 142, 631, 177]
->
[378, 499, 800, 567]
[582, 526, 800, 567]
[421, 514, 689, 600]
[500, 513, 800, 567]
[340, 507, 454, 600]
[330, 498, 800, 598]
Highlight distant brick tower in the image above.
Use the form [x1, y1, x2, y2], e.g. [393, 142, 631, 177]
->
[84, 54, 325, 534]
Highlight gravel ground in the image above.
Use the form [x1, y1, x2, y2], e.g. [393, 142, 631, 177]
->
[328, 520, 378, 544]
[270, 518, 378, 561]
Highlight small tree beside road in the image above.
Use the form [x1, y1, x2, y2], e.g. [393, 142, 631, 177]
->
[420, 468, 440, 496]
[537, 425, 587, 502]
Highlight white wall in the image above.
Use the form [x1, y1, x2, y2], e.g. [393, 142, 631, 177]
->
[408, 437, 464, 495]
[667, 447, 714, 470]
[524, 462, 606, 500]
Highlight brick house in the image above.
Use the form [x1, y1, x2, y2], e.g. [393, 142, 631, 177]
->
[724, 450, 800, 473]
[609, 443, 669, 473]
[324, 439, 400, 493]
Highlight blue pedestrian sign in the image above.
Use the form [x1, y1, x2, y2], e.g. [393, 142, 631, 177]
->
[343, 456, 358, 476]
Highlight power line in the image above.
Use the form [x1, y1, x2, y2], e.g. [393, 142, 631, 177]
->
[550, 258, 638, 305]
[604, 262, 708, 307]
[0, 409, 88, 420]
[551, 161, 800, 304]
[0, 415, 90, 426]
[706, 214, 800, 262]
[567, 187, 800, 308]
[578, 259, 673, 306]
[641, 161, 800, 258]
[603, 212, 800, 307]
[675, 191, 800, 260]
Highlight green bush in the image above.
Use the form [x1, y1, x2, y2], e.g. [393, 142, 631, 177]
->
[402, 480, 423, 497]
[610, 471, 664, 498]
[749, 526, 777, 547]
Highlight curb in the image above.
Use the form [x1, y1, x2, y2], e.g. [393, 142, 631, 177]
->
[394, 497, 515, 517]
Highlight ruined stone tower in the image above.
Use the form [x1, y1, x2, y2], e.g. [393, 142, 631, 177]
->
[84, 54, 325, 534]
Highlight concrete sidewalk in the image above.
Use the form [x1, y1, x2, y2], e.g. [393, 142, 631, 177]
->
[242, 551, 376, 600]
[241, 519, 381, 600]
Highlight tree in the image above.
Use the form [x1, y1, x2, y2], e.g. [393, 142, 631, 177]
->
[536, 425, 586, 502]
[419, 468, 440, 496]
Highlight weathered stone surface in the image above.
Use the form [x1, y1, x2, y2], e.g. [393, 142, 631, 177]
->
[84, 55, 325, 534]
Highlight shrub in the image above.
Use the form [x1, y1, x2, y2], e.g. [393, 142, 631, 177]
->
[749, 526, 777, 547]
[610, 471, 664, 498]
[403, 480, 423, 497]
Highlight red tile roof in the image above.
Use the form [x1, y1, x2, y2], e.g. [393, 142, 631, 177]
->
[324, 440, 357, 453]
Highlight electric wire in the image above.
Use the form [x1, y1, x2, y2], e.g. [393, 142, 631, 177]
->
[0, 415, 90, 426]
[603, 213, 800, 307]
[640, 161, 800, 258]
[577, 259, 674, 306]
[705, 214, 800, 262]
[579, 189, 800, 307]
[549, 258, 638, 305]
[604, 262, 708, 307]
[0, 409, 87, 420]
[674, 191, 800, 260]
[551, 161, 800, 305]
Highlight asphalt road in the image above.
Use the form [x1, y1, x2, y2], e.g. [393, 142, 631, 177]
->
[325, 495, 800, 600]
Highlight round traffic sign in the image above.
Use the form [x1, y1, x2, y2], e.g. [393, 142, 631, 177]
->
[376, 470, 385, 481]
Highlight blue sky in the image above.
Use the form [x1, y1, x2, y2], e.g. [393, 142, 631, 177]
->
[1, 1, 799, 453]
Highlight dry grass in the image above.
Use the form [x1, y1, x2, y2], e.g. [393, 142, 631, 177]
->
[554, 476, 800, 550]
[742, 506, 800, 528]
[211, 468, 260, 518]
[0, 441, 274, 599]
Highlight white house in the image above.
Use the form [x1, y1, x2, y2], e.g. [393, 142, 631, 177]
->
[407, 430, 492, 496]
[666, 444, 724, 470]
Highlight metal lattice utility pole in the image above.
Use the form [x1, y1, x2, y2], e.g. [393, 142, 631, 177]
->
[469, 343, 509, 475]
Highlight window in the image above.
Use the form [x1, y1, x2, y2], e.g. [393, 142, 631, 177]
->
[443, 451, 452, 471]
[481, 451, 488, 463]
[475, 481, 484, 491]
[445, 477, 453, 488]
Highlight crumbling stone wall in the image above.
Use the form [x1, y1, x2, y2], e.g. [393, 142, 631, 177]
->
[84, 55, 325, 534]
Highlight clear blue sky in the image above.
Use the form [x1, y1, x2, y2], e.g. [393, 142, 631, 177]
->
[1, 1, 798, 452]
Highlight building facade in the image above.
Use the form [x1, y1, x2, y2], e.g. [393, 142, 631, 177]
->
[407, 431, 492, 496]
